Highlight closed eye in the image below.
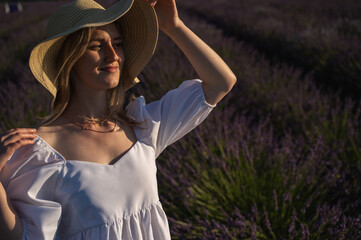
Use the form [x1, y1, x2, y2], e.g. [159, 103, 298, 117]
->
[88, 39, 102, 50]
[113, 41, 123, 49]
[89, 45, 102, 50]
[88, 39, 122, 51]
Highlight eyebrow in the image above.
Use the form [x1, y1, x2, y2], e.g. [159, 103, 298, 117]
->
[90, 37, 122, 42]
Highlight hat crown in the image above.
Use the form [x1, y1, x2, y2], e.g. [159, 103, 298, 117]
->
[45, 0, 105, 39]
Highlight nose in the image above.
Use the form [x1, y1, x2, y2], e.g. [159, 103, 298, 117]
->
[105, 44, 120, 62]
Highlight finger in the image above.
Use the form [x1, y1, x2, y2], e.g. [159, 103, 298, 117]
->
[1, 128, 36, 137]
[1, 131, 37, 147]
[4, 132, 37, 144]
[1, 130, 37, 145]
[1, 128, 36, 141]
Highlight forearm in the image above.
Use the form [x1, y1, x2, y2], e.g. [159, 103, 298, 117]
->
[163, 20, 237, 105]
[0, 182, 23, 240]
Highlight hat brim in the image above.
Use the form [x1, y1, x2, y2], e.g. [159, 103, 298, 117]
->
[29, 0, 158, 97]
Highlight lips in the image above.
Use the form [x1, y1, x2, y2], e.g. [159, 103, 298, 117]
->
[99, 66, 119, 72]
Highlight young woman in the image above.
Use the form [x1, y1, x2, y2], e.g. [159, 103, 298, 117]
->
[0, 0, 236, 239]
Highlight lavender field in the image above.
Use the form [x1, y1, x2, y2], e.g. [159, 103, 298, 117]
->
[1, 1, 361, 239]
[180, 0, 361, 101]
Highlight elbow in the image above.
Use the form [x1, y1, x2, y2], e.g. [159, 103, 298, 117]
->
[214, 73, 237, 95]
[202, 74, 237, 105]
[224, 73, 237, 93]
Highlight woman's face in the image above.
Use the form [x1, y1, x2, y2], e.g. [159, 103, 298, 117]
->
[71, 23, 124, 92]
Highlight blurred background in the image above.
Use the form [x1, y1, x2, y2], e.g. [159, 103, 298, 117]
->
[1, 0, 361, 239]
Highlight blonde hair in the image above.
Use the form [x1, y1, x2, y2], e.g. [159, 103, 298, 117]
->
[41, 24, 138, 126]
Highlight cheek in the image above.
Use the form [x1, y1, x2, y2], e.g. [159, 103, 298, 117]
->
[77, 51, 100, 66]
[71, 55, 98, 80]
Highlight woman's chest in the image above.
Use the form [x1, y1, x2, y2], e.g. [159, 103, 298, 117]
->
[54, 142, 160, 235]
[55, 129, 136, 165]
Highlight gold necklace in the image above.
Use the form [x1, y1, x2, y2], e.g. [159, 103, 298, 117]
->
[71, 119, 118, 133]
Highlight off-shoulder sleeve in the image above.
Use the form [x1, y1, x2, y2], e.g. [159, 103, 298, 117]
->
[0, 139, 64, 240]
[127, 79, 215, 158]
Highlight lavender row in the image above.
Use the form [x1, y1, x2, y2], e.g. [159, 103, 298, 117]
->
[178, 0, 361, 100]
[158, 109, 361, 239]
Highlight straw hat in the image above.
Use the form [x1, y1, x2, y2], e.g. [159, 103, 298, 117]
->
[29, 0, 158, 97]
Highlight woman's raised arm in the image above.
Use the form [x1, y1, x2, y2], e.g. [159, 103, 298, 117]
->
[150, 0, 237, 105]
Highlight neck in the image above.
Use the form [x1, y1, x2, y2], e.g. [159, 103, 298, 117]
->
[64, 88, 108, 121]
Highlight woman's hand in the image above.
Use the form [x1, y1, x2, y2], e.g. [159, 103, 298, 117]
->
[145, 0, 181, 33]
[0, 128, 37, 171]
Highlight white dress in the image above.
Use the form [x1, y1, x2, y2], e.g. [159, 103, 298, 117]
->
[0, 80, 215, 240]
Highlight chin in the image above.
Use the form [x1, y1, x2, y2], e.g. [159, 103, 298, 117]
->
[102, 82, 118, 90]
[103, 77, 120, 89]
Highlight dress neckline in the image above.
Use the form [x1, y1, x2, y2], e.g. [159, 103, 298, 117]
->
[35, 135, 139, 167]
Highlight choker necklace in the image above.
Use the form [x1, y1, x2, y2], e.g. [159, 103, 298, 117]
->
[71, 119, 118, 133]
